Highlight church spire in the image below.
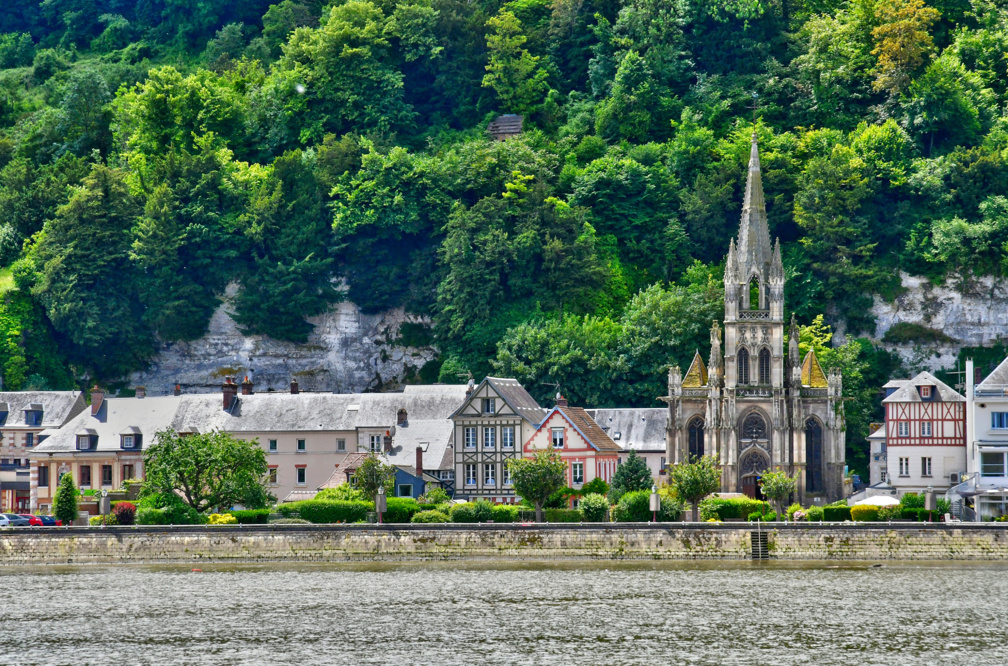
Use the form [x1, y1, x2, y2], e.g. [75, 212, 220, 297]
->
[736, 133, 772, 278]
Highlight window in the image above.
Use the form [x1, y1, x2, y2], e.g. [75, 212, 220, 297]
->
[899, 457, 909, 476]
[737, 347, 750, 385]
[464, 427, 477, 449]
[992, 413, 1008, 430]
[552, 428, 564, 449]
[369, 434, 382, 453]
[742, 413, 767, 440]
[921, 421, 932, 437]
[503, 465, 512, 486]
[660, 457, 666, 470]
[482, 398, 496, 415]
[465, 464, 477, 486]
[688, 418, 705, 459]
[296, 467, 307, 486]
[268, 439, 277, 452]
[921, 457, 932, 477]
[297, 439, 306, 452]
[880, 470, 887, 483]
[613, 432, 621, 441]
[483, 427, 496, 449]
[39, 466, 49, 488]
[502, 427, 515, 449]
[571, 462, 584, 485]
[920, 385, 931, 398]
[398, 484, 413, 498]
[758, 348, 771, 385]
[80, 465, 92, 487]
[25, 433, 34, 447]
[122, 464, 134, 481]
[76, 435, 90, 451]
[484, 463, 496, 486]
[268, 467, 278, 485]
[981, 452, 1007, 477]
[122, 434, 135, 449]
[806, 418, 824, 493]
[897, 421, 909, 437]
[337, 439, 346, 452]
[101, 465, 113, 486]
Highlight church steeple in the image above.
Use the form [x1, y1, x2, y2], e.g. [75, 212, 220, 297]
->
[736, 133, 772, 281]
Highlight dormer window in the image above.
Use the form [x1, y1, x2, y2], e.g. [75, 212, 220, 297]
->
[24, 407, 43, 426]
[76, 435, 91, 451]
[122, 435, 135, 449]
[920, 385, 931, 399]
[482, 398, 495, 415]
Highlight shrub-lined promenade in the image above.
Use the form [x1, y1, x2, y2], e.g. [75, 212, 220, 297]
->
[2, 523, 1008, 565]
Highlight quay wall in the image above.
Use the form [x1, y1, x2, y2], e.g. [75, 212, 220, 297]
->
[2, 524, 1007, 565]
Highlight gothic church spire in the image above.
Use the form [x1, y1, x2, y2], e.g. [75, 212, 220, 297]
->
[736, 133, 772, 279]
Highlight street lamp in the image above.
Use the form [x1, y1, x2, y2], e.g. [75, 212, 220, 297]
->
[649, 484, 660, 523]
[376, 486, 387, 524]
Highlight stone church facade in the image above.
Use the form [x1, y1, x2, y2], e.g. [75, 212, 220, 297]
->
[664, 134, 846, 504]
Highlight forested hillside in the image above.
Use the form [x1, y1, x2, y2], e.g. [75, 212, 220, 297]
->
[0, 0, 1006, 472]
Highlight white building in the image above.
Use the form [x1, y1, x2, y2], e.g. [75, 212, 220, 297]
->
[964, 357, 1008, 520]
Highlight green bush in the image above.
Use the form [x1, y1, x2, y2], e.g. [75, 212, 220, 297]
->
[823, 505, 852, 521]
[580, 478, 609, 497]
[228, 509, 270, 524]
[316, 485, 366, 502]
[747, 511, 763, 521]
[417, 487, 451, 505]
[877, 505, 901, 521]
[490, 504, 519, 523]
[277, 500, 372, 524]
[806, 506, 824, 521]
[384, 497, 421, 523]
[545, 508, 583, 522]
[612, 490, 651, 522]
[699, 496, 770, 521]
[786, 503, 802, 521]
[580, 493, 610, 522]
[850, 505, 879, 521]
[900, 507, 920, 520]
[901, 492, 924, 509]
[937, 498, 951, 515]
[89, 514, 118, 526]
[449, 500, 495, 523]
[917, 509, 942, 522]
[411, 510, 450, 523]
[763, 511, 778, 521]
[135, 493, 205, 524]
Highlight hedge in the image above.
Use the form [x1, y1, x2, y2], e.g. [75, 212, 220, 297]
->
[917, 509, 942, 522]
[545, 508, 583, 522]
[135, 504, 205, 525]
[699, 497, 770, 521]
[823, 506, 852, 521]
[490, 505, 519, 523]
[228, 509, 270, 524]
[277, 500, 372, 523]
[900, 507, 920, 520]
[384, 497, 421, 523]
[449, 500, 494, 523]
[850, 505, 879, 521]
[411, 510, 450, 523]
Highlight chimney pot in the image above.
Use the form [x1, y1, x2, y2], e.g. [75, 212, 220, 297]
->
[135, 386, 146, 399]
[90, 386, 105, 417]
[173, 384, 181, 397]
[416, 445, 423, 479]
[240, 375, 254, 396]
[397, 408, 407, 426]
[222, 377, 238, 411]
[555, 393, 568, 408]
[290, 379, 299, 395]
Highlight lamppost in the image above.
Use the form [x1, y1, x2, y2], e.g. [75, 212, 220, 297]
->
[376, 486, 387, 524]
[925, 484, 935, 523]
[649, 484, 660, 523]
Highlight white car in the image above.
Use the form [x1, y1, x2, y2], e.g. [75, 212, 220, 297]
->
[0, 514, 9, 527]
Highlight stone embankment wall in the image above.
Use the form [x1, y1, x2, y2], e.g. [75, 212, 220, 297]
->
[2, 524, 1007, 565]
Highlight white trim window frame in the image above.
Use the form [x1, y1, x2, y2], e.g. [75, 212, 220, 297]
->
[921, 421, 932, 437]
[552, 428, 564, 449]
[483, 463, 496, 487]
[992, 413, 1008, 430]
[921, 457, 932, 477]
[465, 464, 477, 486]
[571, 461, 584, 485]
[503, 465, 512, 486]
[464, 427, 477, 449]
[980, 451, 1007, 477]
[502, 426, 515, 449]
[897, 421, 909, 437]
[369, 434, 382, 453]
[483, 427, 495, 450]
[899, 457, 909, 477]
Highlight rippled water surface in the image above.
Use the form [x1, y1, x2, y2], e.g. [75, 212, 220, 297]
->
[1, 561, 1005, 665]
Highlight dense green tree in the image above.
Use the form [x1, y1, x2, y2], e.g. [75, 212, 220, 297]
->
[351, 454, 397, 499]
[670, 454, 721, 521]
[507, 448, 567, 521]
[482, 9, 549, 115]
[53, 471, 79, 525]
[608, 450, 652, 502]
[758, 468, 798, 520]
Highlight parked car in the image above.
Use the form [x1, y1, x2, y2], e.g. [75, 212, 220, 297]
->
[37, 515, 62, 527]
[2, 513, 30, 526]
[0, 514, 9, 527]
[19, 514, 43, 526]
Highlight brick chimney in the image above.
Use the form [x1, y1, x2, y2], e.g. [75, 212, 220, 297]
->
[290, 379, 299, 395]
[555, 392, 568, 408]
[416, 445, 423, 478]
[135, 386, 146, 399]
[397, 408, 407, 425]
[240, 376, 254, 395]
[222, 377, 238, 411]
[173, 384, 182, 397]
[90, 386, 105, 417]
[384, 429, 392, 452]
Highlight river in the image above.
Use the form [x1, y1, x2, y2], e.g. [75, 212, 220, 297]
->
[1, 561, 1005, 665]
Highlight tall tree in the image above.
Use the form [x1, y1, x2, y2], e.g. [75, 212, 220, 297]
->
[508, 449, 567, 521]
[608, 450, 653, 502]
[871, 0, 941, 96]
[482, 9, 549, 115]
[670, 455, 721, 521]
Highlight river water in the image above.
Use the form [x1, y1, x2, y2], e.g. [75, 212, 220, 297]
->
[1, 561, 1005, 665]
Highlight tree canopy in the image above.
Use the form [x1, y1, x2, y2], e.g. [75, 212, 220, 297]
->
[507, 449, 567, 521]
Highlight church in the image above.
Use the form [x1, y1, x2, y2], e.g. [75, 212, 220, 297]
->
[663, 133, 846, 504]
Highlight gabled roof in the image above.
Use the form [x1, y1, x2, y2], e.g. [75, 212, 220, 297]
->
[31, 396, 180, 453]
[682, 352, 708, 388]
[801, 349, 828, 388]
[318, 453, 369, 489]
[0, 391, 86, 428]
[882, 371, 963, 404]
[487, 114, 523, 137]
[386, 419, 454, 472]
[451, 377, 546, 424]
[867, 426, 886, 440]
[542, 405, 622, 453]
[586, 408, 667, 452]
[977, 356, 1008, 391]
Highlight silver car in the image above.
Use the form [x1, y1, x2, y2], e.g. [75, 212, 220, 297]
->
[1, 513, 30, 526]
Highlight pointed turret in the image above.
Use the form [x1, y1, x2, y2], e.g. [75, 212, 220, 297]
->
[736, 133, 772, 280]
[682, 351, 709, 388]
[801, 349, 828, 388]
[768, 238, 785, 319]
[724, 238, 739, 319]
[708, 321, 723, 388]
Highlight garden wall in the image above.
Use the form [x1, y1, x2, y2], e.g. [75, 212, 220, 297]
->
[1, 523, 1007, 565]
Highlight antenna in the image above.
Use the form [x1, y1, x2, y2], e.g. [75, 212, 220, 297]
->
[948, 359, 967, 393]
[750, 92, 759, 132]
[456, 371, 473, 382]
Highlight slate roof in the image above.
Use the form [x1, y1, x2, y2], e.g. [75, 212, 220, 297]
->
[552, 406, 622, 453]
[31, 396, 181, 453]
[977, 356, 1008, 391]
[0, 391, 86, 428]
[487, 114, 523, 138]
[386, 418, 454, 472]
[882, 371, 964, 404]
[587, 408, 667, 452]
[318, 453, 369, 489]
[485, 377, 547, 424]
[682, 352, 708, 388]
[801, 350, 828, 388]
[867, 426, 886, 440]
[883, 379, 910, 390]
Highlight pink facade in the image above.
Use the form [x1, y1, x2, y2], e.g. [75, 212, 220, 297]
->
[523, 405, 622, 499]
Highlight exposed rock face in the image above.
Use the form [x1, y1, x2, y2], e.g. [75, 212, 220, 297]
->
[860, 273, 1008, 371]
[129, 290, 437, 395]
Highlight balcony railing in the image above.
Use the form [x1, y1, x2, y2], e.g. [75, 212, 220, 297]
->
[739, 310, 770, 320]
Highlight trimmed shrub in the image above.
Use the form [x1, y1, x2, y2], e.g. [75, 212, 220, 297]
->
[384, 497, 421, 523]
[411, 510, 450, 523]
[850, 505, 880, 521]
[900, 507, 920, 520]
[490, 505, 519, 523]
[763, 511, 777, 521]
[917, 509, 942, 522]
[580, 493, 610, 522]
[228, 509, 270, 524]
[316, 485, 366, 502]
[612, 490, 651, 522]
[277, 500, 372, 524]
[112, 501, 136, 525]
[823, 506, 852, 521]
[449, 500, 494, 523]
[208, 513, 238, 524]
[545, 508, 583, 522]
[806, 506, 824, 521]
[901, 492, 924, 509]
[699, 497, 770, 521]
[877, 505, 901, 521]
[89, 514, 118, 526]
[747, 511, 763, 521]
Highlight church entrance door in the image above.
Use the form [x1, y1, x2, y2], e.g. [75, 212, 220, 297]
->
[741, 475, 762, 499]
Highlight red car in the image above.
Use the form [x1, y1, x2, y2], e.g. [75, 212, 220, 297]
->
[18, 514, 44, 526]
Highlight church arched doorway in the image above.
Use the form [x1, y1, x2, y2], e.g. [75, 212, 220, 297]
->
[738, 411, 770, 499]
[688, 417, 704, 460]
[739, 449, 769, 500]
[805, 417, 824, 494]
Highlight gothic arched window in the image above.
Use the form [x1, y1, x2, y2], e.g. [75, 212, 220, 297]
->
[737, 347, 750, 385]
[749, 277, 760, 310]
[688, 417, 705, 460]
[805, 418, 824, 493]
[758, 348, 771, 385]
[742, 413, 767, 440]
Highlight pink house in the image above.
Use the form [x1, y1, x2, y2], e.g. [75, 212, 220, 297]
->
[523, 396, 622, 501]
